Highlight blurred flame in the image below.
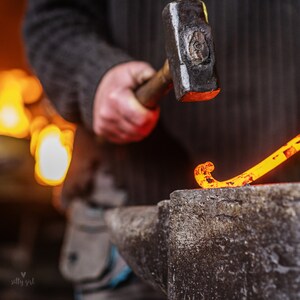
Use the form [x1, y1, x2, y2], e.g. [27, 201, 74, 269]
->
[32, 124, 75, 186]
[0, 69, 43, 104]
[0, 69, 75, 187]
[195, 134, 300, 189]
[20, 76, 43, 104]
[0, 69, 43, 138]
[0, 89, 31, 138]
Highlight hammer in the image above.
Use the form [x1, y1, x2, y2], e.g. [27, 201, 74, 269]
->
[135, 0, 220, 109]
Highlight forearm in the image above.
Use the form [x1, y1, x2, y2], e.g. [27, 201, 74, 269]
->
[23, 0, 132, 129]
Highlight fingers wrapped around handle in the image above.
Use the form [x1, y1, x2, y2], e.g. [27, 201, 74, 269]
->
[135, 60, 173, 109]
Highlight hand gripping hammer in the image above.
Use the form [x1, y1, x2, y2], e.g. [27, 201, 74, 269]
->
[135, 0, 220, 109]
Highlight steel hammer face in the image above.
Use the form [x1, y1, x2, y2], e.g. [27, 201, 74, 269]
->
[163, 0, 220, 102]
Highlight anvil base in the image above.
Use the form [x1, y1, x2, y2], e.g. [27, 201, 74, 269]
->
[105, 183, 300, 300]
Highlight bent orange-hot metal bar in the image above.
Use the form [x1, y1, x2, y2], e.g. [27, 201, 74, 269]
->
[194, 134, 300, 189]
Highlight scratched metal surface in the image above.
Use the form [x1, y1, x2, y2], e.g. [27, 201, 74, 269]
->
[105, 183, 300, 299]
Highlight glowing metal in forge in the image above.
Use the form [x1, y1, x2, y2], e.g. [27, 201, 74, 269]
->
[194, 135, 300, 189]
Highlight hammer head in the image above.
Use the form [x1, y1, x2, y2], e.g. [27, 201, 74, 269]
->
[163, 0, 220, 102]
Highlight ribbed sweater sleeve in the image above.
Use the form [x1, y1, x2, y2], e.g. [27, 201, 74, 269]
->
[23, 0, 132, 129]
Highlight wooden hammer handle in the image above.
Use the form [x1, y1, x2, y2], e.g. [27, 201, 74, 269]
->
[135, 60, 173, 109]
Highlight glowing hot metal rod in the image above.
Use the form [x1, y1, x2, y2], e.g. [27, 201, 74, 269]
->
[194, 134, 300, 189]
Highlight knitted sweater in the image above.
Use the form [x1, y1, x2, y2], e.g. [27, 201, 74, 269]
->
[23, 0, 300, 205]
